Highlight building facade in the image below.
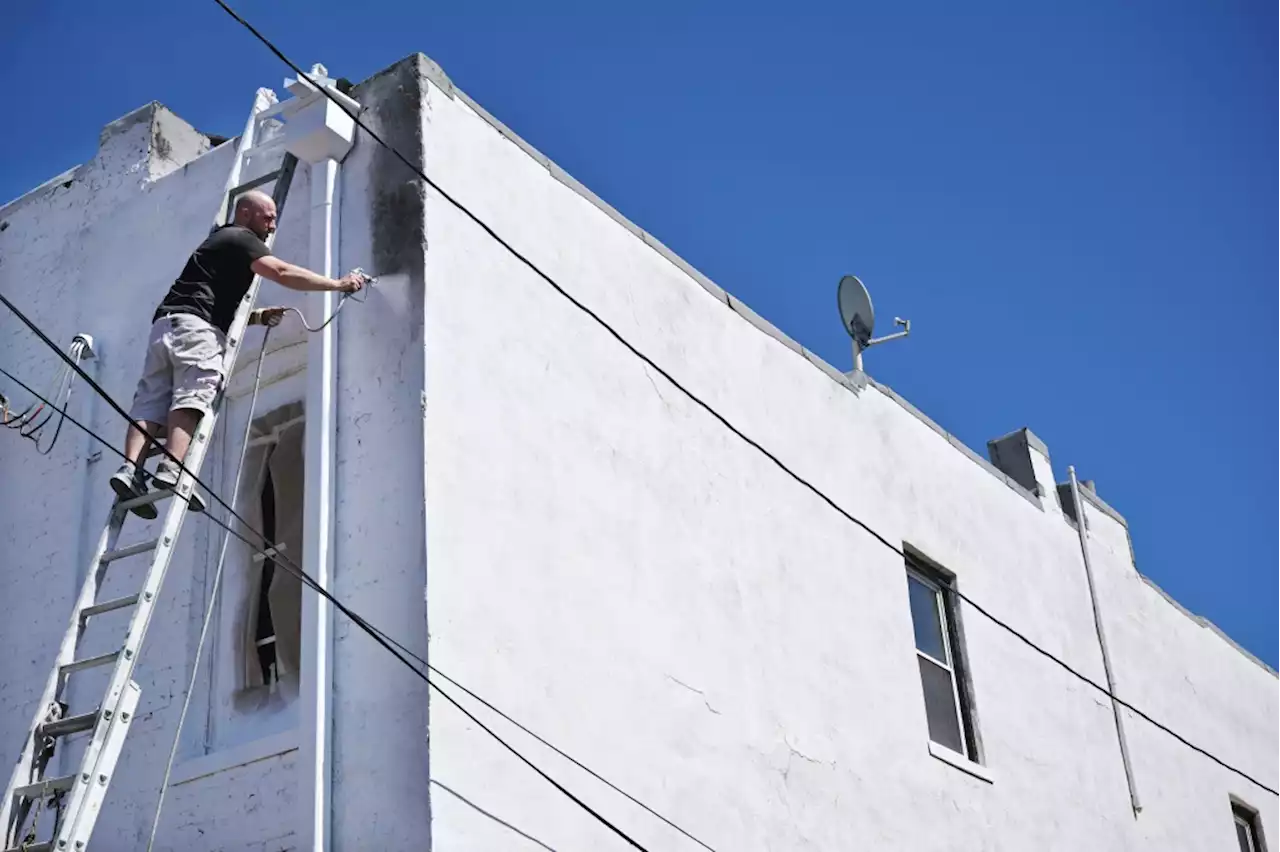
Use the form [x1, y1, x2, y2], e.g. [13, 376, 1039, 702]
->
[0, 54, 1274, 851]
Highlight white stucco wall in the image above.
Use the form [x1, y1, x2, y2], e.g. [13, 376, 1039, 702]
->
[0, 53, 1274, 852]
[415, 58, 1278, 851]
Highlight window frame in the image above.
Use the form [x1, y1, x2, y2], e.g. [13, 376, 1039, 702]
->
[200, 388, 306, 754]
[1232, 799, 1268, 852]
[905, 552, 982, 764]
[237, 410, 304, 697]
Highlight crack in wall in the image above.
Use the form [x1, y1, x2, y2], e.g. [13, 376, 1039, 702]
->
[664, 674, 721, 715]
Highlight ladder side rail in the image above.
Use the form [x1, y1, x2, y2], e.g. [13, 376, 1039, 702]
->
[62, 684, 142, 851]
[212, 89, 278, 227]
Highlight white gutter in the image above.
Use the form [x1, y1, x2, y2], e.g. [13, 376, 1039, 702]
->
[300, 156, 339, 852]
[1068, 465, 1142, 815]
[283, 64, 357, 852]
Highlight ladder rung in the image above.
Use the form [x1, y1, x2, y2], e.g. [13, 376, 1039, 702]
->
[117, 489, 173, 513]
[101, 539, 160, 564]
[60, 650, 120, 676]
[12, 773, 75, 800]
[80, 594, 140, 620]
[38, 709, 98, 739]
[228, 170, 284, 200]
[241, 136, 289, 159]
[252, 97, 293, 123]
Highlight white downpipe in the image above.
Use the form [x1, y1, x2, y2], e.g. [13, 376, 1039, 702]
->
[301, 156, 340, 852]
[1068, 465, 1142, 815]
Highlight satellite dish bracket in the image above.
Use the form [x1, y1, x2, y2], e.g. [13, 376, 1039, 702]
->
[836, 274, 911, 373]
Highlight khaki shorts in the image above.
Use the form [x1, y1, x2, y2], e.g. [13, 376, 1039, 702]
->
[128, 314, 227, 425]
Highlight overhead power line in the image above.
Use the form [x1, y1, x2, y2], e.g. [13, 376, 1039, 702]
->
[0, 317, 660, 849]
[0, 301, 663, 852]
[207, 0, 1280, 800]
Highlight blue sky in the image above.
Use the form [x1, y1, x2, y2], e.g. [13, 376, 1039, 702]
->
[2, 0, 1275, 666]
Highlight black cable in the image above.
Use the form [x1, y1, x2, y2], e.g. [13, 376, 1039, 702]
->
[4, 398, 39, 427]
[3, 379, 49, 428]
[207, 0, 1280, 800]
[197, 510, 655, 852]
[0, 359, 659, 851]
[2, 365, 52, 428]
[17, 404, 54, 438]
[3, 341, 82, 455]
[32, 344, 83, 455]
[34, 383, 74, 455]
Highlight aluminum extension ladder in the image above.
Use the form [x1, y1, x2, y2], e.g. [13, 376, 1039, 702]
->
[1, 89, 300, 852]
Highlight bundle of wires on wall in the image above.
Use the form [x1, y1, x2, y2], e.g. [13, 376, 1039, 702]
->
[1, 335, 90, 455]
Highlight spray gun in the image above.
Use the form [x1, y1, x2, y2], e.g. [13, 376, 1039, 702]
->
[279, 268, 378, 333]
[339, 267, 377, 305]
[348, 267, 378, 289]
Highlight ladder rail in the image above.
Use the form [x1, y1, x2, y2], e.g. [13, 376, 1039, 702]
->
[213, 89, 279, 228]
[1, 88, 298, 852]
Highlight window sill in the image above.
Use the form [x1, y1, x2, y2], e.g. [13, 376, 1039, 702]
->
[928, 741, 993, 784]
[172, 730, 299, 786]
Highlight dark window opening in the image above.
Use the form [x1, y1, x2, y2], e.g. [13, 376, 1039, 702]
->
[255, 460, 279, 687]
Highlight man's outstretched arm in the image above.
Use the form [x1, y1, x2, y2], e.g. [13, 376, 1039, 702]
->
[251, 256, 365, 293]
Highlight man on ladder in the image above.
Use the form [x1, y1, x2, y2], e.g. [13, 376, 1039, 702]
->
[109, 188, 367, 518]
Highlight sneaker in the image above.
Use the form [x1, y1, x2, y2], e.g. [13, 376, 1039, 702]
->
[152, 460, 208, 513]
[109, 463, 158, 520]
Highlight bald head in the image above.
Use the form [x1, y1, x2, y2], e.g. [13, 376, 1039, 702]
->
[233, 190, 278, 239]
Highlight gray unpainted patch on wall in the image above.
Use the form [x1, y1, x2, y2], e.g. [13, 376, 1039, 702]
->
[353, 56, 428, 280]
[152, 126, 173, 163]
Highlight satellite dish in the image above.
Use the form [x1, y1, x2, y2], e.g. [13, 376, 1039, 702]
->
[837, 274, 875, 347]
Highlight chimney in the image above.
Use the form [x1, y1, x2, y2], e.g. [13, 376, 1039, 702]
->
[987, 428, 1060, 514]
[1057, 477, 1103, 526]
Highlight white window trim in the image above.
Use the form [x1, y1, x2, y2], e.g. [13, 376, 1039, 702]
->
[908, 567, 973, 760]
[200, 378, 305, 757]
[247, 414, 307, 448]
[928, 741, 993, 784]
[171, 730, 298, 786]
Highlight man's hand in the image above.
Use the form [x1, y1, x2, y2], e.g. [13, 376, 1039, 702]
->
[250, 307, 287, 327]
[336, 271, 369, 294]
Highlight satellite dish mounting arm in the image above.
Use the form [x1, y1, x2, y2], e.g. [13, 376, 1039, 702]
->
[867, 317, 911, 347]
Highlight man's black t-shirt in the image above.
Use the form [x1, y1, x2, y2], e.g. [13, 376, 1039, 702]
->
[154, 225, 271, 333]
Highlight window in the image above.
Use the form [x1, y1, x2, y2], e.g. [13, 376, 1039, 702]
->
[905, 557, 979, 760]
[203, 400, 305, 753]
[239, 404, 304, 697]
[1234, 801, 1267, 852]
[253, 463, 284, 688]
